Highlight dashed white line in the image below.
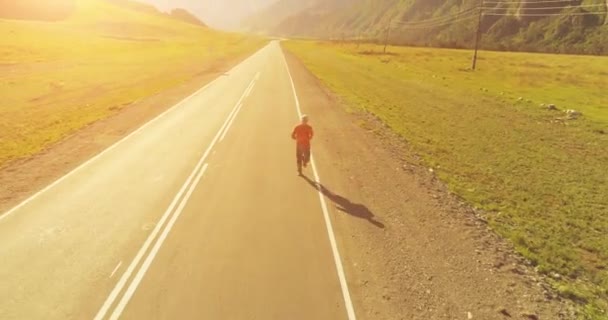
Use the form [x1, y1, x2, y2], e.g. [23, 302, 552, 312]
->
[245, 72, 261, 98]
[109, 164, 209, 320]
[94, 73, 261, 320]
[110, 261, 123, 279]
[94, 150, 206, 320]
[281, 43, 358, 320]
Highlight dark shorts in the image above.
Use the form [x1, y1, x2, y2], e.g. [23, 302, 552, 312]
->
[296, 145, 311, 164]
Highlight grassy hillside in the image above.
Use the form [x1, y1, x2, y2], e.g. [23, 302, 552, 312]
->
[97, 0, 207, 27]
[0, 0, 207, 26]
[253, 0, 608, 54]
[285, 40, 608, 319]
[0, 0, 265, 168]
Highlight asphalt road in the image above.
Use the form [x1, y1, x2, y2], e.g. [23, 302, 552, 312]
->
[0, 41, 355, 320]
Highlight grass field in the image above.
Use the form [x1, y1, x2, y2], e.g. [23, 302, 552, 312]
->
[0, 0, 265, 168]
[285, 41, 608, 318]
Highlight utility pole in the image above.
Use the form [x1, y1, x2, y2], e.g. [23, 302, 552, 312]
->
[471, 0, 484, 70]
[384, 17, 393, 54]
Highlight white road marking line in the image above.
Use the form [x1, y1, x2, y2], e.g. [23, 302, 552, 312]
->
[110, 262, 123, 279]
[94, 74, 259, 320]
[93, 155, 204, 320]
[281, 43, 357, 320]
[246, 72, 261, 98]
[219, 72, 260, 142]
[0, 74, 221, 223]
[245, 79, 255, 96]
[220, 104, 243, 142]
[109, 164, 209, 320]
[218, 79, 255, 140]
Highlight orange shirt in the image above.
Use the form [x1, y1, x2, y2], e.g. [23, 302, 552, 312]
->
[292, 123, 314, 147]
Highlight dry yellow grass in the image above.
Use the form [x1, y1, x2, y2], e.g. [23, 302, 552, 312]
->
[0, 0, 265, 167]
[285, 40, 608, 318]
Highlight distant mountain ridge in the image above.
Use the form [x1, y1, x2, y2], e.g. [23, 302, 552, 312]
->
[104, 0, 207, 27]
[243, 0, 320, 32]
[245, 0, 608, 54]
[0, 0, 207, 27]
[167, 8, 206, 27]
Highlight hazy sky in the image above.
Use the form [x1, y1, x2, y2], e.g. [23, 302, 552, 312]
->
[139, 0, 277, 30]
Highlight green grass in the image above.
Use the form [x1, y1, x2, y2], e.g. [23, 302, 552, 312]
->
[285, 40, 608, 318]
[0, 0, 266, 167]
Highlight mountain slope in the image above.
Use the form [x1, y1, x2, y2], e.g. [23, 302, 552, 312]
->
[243, 0, 320, 32]
[168, 8, 206, 27]
[102, 0, 207, 27]
[248, 0, 608, 54]
[0, 0, 207, 27]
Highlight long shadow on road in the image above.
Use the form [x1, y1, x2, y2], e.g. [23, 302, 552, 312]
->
[300, 175, 385, 229]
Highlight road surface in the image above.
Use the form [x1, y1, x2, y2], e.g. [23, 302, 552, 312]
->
[0, 41, 355, 320]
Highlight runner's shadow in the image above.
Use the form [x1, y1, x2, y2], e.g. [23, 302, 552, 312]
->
[301, 175, 385, 229]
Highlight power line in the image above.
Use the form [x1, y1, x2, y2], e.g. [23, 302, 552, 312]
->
[484, 11, 606, 16]
[394, 14, 478, 29]
[482, 4, 606, 10]
[395, 8, 477, 26]
[396, 11, 476, 28]
[394, 7, 478, 26]
[484, 0, 581, 4]
[380, 0, 606, 69]
[391, 1, 604, 28]
[394, 15, 477, 30]
[390, 4, 605, 31]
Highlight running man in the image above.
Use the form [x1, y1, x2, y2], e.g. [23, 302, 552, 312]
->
[291, 114, 314, 175]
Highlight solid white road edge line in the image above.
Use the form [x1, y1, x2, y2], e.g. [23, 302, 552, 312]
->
[109, 164, 209, 320]
[93, 74, 260, 320]
[281, 44, 358, 320]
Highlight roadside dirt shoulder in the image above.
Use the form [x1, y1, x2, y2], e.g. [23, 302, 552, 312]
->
[284, 49, 576, 320]
[0, 52, 251, 214]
